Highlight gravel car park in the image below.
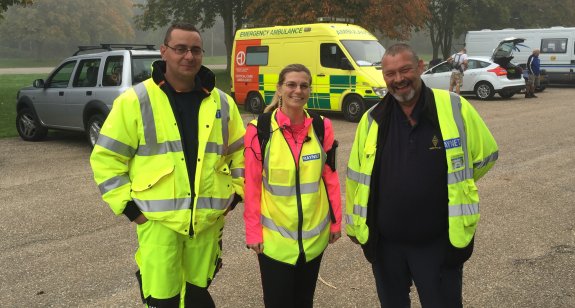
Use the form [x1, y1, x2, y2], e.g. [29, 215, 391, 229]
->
[15, 44, 161, 147]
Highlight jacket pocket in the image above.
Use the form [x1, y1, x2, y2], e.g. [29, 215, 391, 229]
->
[131, 161, 175, 192]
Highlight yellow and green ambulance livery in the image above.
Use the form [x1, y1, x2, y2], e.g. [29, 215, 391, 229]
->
[231, 21, 387, 122]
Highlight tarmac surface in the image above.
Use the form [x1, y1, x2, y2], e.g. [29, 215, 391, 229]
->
[1, 88, 574, 307]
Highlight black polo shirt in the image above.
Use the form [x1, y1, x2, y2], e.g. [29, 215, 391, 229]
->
[166, 76, 208, 199]
[376, 92, 448, 243]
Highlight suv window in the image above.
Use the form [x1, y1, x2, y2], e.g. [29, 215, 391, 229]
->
[103, 56, 124, 86]
[73, 59, 101, 87]
[48, 61, 76, 88]
[132, 56, 157, 84]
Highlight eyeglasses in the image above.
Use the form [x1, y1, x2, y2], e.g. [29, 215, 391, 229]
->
[165, 44, 205, 56]
[283, 82, 310, 90]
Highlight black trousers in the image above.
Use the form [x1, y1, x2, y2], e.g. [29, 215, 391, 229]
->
[371, 234, 463, 308]
[257, 252, 323, 308]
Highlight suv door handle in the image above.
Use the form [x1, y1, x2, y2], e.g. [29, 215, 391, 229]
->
[59, 91, 64, 96]
[86, 91, 92, 96]
[317, 73, 326, 77]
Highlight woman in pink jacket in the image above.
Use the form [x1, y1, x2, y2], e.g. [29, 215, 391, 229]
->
[243, 64, 342, 308]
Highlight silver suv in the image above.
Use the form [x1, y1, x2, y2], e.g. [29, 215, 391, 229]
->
[16, 44, 161, 146]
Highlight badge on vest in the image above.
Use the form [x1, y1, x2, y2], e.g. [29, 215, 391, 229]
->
[451, 155, 465, 170]
[216, 110, 221, 118]
[444, 138, 461, 149]
[302, 153, 320, 162]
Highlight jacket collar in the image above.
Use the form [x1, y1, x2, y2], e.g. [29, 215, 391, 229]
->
[370, 81, 435, 125]
[274, 108, 313, 130]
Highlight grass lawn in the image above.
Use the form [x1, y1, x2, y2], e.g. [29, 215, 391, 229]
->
[0, 70, 233, 139]
[0, 74, 44, 138]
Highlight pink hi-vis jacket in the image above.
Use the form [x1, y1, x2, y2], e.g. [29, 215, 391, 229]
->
[243, 109, 342, 245]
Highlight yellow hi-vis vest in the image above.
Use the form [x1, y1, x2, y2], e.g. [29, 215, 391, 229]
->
[252, 110, 331, 264]
[346, 90, 498, 248]
[90, 78, 246, 236]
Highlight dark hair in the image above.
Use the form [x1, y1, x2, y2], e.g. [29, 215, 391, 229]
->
[384, 43, 419, 63]
[164, 23, 201, 45]
[264, 64, 312, 113]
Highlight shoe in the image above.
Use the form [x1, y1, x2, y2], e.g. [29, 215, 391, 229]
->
[531, 94, 538, 98]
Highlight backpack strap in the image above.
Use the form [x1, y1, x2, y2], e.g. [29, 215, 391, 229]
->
[309, 111, 325, 145]
[256, 112, 273, 162]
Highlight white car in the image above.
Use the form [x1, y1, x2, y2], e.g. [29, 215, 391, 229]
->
[421, 39, 526, 100]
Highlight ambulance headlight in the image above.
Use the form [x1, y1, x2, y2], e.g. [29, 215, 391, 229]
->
[373, 87, 387, 98]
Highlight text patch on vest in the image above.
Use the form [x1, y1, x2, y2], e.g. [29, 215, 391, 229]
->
[302, 153, 320, 162]
[444, 138, 461, 149]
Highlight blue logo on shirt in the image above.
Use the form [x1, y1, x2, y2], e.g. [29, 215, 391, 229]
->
[216, 110, 221, 118]
[302, 153, 320, 162]
[444, 138, 461, 149]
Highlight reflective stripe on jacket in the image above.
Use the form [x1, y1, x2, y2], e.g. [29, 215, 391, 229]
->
[90, 77, 245, 236]
[345, 89, 498, 248]
[254, 109, 331, 264]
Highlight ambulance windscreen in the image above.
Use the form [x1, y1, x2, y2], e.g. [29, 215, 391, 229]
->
[341, 40, 385, 67]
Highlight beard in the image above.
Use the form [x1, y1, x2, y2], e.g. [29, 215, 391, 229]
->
[391, 87, 416, 103]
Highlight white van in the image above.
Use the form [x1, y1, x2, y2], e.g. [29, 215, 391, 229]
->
[465, 27, 575, 84]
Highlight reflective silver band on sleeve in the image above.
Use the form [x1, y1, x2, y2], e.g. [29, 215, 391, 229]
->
[98, 174, 130, 195]
[353, 204, 368, 218]
[346, 167, 371, 186]
[448, 203, 479, 217]
[473, 151, 499, 169]
[96, 134, 137, 158]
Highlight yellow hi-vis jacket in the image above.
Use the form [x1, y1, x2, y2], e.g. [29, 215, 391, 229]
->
[254, 109, 331, 264]
[90, 76, 245, 236]
[346, 89, 498, 248]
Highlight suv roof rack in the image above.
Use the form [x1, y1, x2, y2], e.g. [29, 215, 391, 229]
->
[74, 43, 156, 55]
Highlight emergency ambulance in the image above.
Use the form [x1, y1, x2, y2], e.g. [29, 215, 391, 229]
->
[231, 21, 386, 122]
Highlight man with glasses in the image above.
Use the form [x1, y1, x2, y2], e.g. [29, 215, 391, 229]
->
[90, 23, 245, 307]
[346, 44, 498, 307]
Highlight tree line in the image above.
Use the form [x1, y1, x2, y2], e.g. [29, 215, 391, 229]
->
[1, 0, 574, 69]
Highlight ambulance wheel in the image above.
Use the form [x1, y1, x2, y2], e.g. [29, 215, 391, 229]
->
[343, 95, 365, 122]
[246, 92, 264, 114]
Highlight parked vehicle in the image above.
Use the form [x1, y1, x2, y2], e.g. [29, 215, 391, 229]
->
[231, 18, 387, 122]
[422, 38, 525, 100]
[16, 44, 161, 146]
[465, 27, 574, 85]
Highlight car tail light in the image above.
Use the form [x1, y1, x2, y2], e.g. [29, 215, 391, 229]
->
[488, 66, 507, 76]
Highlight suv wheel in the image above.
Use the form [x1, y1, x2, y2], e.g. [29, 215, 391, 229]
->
[16, 107, 48, 141]
[246, 92, 264, 114]
[87, 114, 105, 147]
[343, 95, 365, 122]
[474, 82, 495, 100]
